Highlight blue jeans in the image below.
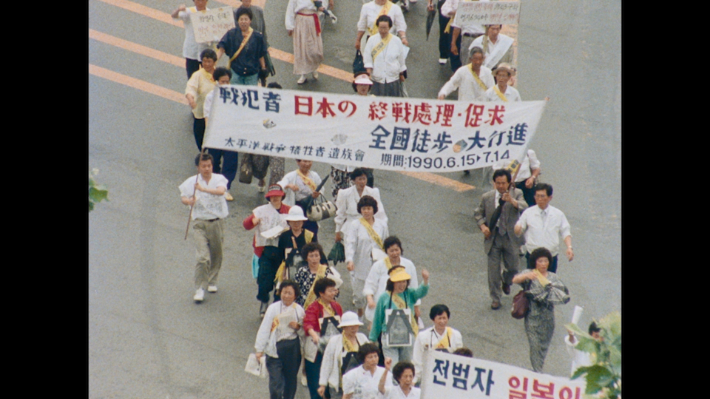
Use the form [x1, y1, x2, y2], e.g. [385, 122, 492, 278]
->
[231, 72, 259, 86]
[305, 351, 329, 399]
[208, 150, 238, 189]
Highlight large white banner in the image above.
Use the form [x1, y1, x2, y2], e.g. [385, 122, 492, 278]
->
[190, 7, 235, 44]
[453, 1, 521, 28]
[203, 86, 546, 172]
[420, 350, 585, 399]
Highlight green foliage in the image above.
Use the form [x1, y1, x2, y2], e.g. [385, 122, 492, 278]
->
[565, 311, 621, 399]
[89, 168, 109, 212]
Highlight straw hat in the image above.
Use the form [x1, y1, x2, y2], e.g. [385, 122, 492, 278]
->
[493, 62, 516, 76]
[285, 206, 308, 221]
[339, 311, 364, 327]
[389, 268, 411, 282]
[265, 184, 285, 198]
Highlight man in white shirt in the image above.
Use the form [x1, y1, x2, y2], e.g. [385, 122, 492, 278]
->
[514, 183, 574, 274]
[411, 304, 463, 383]
[484, 63, 521, 102]
[171, 0, 213, 80]
[364, 15, 408, 97]
[441, 0, 489, 72]
[334, 168, 387, 244]
[356, 0, 408, 51]
[468, 24, 514, 70]
[437, 47, 494, 101]
[179, 152, 229, 302]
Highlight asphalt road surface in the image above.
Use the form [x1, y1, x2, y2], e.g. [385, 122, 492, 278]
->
[89, 0, 620, 397]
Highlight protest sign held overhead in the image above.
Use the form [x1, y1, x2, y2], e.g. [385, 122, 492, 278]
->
[453, 1, 521, 28]
[203, 87, 546, 173]
[420, 350, 585, 399]
[190, 7, 235, 44]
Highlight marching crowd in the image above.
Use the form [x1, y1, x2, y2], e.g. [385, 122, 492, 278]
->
[175, 1, 594, 399]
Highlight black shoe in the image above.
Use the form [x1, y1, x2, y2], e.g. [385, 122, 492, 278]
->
[491, 301, 501, 310]
[502, 282, 511, 295]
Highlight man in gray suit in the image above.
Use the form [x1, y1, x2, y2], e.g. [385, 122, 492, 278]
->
[474, 168, 527, 310]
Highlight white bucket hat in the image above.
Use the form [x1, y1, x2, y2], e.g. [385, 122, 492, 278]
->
[285, 206, 308, 221]
[339, 311, 364, 327]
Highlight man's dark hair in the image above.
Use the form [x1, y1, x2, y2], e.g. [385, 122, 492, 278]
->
[535, 183, 553, 197]
[429, 304, 451, 320]
[236, 7, 253, 21]
[392, 361, 415, 383]
[213, 67, 232, 81]
[492, 168, 511, 182]
[383, 236, 402, 253]
[356, 342, 380, 364]
[453, 347, 473, 357]
[195, 152, 214, 166]
[589, 321, 601, 335]
[267, 82, 282, 89]
[376, 15, 393, 28]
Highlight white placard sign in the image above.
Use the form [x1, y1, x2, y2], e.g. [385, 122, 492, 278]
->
[203, 86, 547, 173]
[453, 1, 521, 28]
[191, 7, 235, 44]
[420, 350, 586, 399]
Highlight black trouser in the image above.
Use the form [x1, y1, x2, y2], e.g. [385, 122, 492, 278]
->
[449, 33, 462, 72]
[266, 337, 302, 399]
[438, 0, 451, 59]
[257, 246, 282, 303]
[186, 58, 201, 80]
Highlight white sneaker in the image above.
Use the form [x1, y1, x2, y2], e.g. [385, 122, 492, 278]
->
[207, 285, 218, 293]
[438, 58, 447, 65]
[312, 71, 319, 80]
[297, 75, 307, 84]
[193, 288, 205, 302]
[329, 11, 338, 24]
[410, 0, 417, 3]
[301, 375, 308, 386]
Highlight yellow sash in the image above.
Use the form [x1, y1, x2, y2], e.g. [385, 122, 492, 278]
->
[493, 85, 508, 102]
[303, 264, 328, 310]
[318, 298, 335, 317]
[468, 64, 488, 91]
[388, 291, 419, 336]
[359, 217, 384, 250]
[342, 334, 359, 353]
[229, 27, 254, 66]
[274, 229, 314, 284]
[369, 1, 394, 36]
[297, 170, 317, 191]
[371, 33, 394, 63]
[384, 257, 393, 270]
[434, 327, 452, 349]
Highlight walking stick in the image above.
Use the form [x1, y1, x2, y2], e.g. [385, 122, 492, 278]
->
[185, 147, 208, 240]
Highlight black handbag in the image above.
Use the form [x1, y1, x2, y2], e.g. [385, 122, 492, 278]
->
[353, 50, 365, 74]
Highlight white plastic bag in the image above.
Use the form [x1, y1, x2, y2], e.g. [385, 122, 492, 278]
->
[245, 353, 267, 378]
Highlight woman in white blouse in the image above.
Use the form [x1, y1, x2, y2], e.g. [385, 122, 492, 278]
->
[254, 280, 305, 399]
[345, 195, 389, 320]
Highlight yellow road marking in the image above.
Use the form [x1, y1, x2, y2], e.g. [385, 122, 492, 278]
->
[90, 64, 188, 105]
[90, 29, 184, 68]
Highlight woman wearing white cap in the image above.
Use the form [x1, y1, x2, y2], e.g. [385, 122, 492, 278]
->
[254, 279, 305, 399]
[484, 63, 521, 102]
[318, 311, 370, 399]
[369, 267, 429, 365]
[244, 185, 292, 317]
[274, 206, 317, 293]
